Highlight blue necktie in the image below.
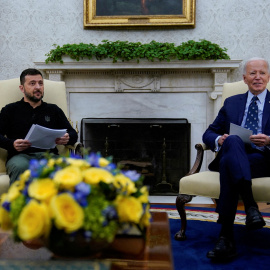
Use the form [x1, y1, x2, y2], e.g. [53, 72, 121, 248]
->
[244, 96, 259, 135]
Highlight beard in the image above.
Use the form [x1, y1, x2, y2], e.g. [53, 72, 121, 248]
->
[24, 91, 43, 103]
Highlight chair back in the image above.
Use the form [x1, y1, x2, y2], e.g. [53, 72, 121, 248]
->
[221, 80, 270, 106]
[0, 78, 68, 173]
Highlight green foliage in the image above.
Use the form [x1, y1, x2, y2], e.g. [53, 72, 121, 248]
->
[10, 195, 26, 241]
[45, 39, 230, 64]
[83, 187, 118, 242]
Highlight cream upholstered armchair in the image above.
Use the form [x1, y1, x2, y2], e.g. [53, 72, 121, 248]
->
[0, 78, 82, 195]
[175, 80, 270, 241]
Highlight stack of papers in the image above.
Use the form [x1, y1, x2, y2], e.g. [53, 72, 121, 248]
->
[25, 124, 66, 149]
[229, 123, 252, 144]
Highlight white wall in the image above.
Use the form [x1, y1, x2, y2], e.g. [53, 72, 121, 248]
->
[1, 0, 270, 80]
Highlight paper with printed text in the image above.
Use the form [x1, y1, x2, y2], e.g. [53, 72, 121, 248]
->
[25, 124, 66, 149]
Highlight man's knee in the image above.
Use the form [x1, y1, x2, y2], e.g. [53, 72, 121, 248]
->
[6, 155, 30, 183]
[223, 135, 244, 149]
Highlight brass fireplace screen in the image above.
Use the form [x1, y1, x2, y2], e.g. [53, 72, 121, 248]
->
[81, 118, 190, 195]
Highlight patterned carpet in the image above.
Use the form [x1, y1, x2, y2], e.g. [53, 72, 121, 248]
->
[150, 204, 270, 228]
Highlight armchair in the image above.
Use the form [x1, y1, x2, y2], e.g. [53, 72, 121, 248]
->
[175, 80, 270, 241]
[0, 78, 82, 195]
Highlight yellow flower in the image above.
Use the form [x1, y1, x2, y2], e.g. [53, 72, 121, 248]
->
[98, 157, 110, 167]
[54, 165, 83, 189]
[19, 169, 30, 182]
[66, 158, 90, 169]
[140, 204, 151, 227]
[115, 195, 143, 223]
[113, 174, 137, 195]
[138, 186, 149, 203]
[0, 207, 12, 230]
[55, 158, 63, 165]
[50, 193, 84, 233]
[6, 182, 21, 202]
[17, 200, 51, 241]
[16, 169, 30, 190]
[83, 168, 114, 185]
[28, 179, 57, 202]
[47, 159, 55, 167]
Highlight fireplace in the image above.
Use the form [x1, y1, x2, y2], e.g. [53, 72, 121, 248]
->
[36, 58, 241, 173]
[81, 118, 190, 195]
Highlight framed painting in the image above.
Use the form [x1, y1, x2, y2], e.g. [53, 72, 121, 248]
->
[84, 0, 196, 28]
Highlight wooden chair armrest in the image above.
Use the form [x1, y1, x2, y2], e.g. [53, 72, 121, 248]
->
[66, 142, 84, 156]
[185, 143, 209, 176]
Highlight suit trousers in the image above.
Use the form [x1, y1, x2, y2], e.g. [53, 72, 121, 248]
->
[6, 152, 58, 184]
[213, 135, 270, 222]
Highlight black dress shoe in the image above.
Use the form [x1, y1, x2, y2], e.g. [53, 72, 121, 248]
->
[246, 206, 266, 230]
[207, 236, 237, 260]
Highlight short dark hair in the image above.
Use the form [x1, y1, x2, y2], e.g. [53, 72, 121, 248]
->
[20, 68, 43, 85]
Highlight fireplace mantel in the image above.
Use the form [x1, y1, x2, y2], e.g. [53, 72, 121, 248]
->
[35, 59, 242, 170]
[36, 59, 241, 71]
[36, 59, 241, 110]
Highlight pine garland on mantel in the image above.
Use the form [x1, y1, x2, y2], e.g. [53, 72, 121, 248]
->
[45, 39, 230, 64]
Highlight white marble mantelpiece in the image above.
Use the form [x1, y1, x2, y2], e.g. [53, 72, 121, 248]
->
[35, 59, 242, 170]
[36, 58, 241, 70]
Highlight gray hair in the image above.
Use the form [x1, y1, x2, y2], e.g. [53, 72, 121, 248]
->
[243, 57, 270, 75]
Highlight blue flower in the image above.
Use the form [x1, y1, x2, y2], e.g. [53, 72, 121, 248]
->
[29, 159, 42, 178]
[102, 205, 118, 220]
[75, 182, 91, 196]
[87, 152, 101, 167]
[29, 159, 49, 178]
[84, 230, 92, 239]
[73, 192, 88, 207]
[69, 152, 82, 159]
[2, 201, 10, 211]
[106, 163, 117, 173]
[122, 170, 141, 181]
[22, 184, 30, 197]
[73, 182, 91, 207]
[39, 159, 48, 166]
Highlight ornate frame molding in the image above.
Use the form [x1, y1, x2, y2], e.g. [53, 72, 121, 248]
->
[84, 0, 196, 29]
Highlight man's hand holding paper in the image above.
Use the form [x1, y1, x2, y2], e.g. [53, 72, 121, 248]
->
[55, 133, 70, 145]
[13, 139, 31, 152]
[229, 123, 270, 147]
[25, 124, 67, 149]
[250, 133, 270, 147]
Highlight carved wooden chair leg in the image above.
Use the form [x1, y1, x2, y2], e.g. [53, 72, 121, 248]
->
[174, 194, 193, 241]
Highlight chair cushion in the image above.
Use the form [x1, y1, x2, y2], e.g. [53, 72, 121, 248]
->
[180, 171, 270, 202]
[180, 171, 220, 199]
[0, 174, 10, 195]
[0, 148, 7, 174]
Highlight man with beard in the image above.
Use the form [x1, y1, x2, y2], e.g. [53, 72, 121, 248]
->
[0, 68, 78, 184]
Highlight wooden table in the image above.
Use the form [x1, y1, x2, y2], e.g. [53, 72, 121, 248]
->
[0, 212, 173, 270]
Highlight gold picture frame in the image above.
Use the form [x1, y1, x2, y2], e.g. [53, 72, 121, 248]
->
[84, 0, 196, 29]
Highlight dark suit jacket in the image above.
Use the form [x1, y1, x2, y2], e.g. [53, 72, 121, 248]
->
[203, 90, 270, 170]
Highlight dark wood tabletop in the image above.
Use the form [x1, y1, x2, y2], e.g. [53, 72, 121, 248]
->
[0, 211, 173, 270]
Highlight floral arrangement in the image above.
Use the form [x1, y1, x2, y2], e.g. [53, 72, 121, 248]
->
[0, 152, 151, 247]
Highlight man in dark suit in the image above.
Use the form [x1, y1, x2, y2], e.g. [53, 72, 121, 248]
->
[203, 57, 270, 260]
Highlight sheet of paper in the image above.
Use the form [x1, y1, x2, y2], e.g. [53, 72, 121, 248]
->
[25, 124, 66, 149]
[229, 123, 253, 144]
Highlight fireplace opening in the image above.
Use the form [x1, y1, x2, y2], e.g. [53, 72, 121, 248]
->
[81, 118, 190, 195]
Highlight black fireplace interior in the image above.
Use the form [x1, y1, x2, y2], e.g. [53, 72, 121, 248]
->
[81, 118, 190, 195]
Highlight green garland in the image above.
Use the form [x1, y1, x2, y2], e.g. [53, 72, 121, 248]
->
[45, 39, 230, 64]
